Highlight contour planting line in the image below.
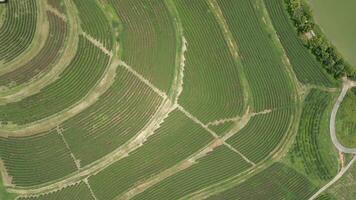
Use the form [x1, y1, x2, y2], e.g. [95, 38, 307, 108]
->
[165, 0, 187, 103]
[0, 0, 48, 74]
[177, 105, 219, 138]
[119, 61, 167, 98]
[207, 0, 239, 59]
[207, 0, 251, 113]
[0, 57, 119, 136]
[83, 178, 98, 200]
[114, 107, 257, 199]
[116, 113, 257, 200]
[0, 0, 79, 103]
[82, 32, 113, 57]
[56, 126, 81, 169]
[181, 101, 300, 200]
[14, 180, 82, 200]
[115, 140, 225, 200]
[258, 0, 304, 95]
[46, 4, 66, 22]
[5, 100, 176, 195]
[178, 104, 256, 166]
[172, 36, 187, 104]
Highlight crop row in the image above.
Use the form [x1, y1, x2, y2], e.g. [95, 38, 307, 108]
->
[0, 0, 37, 63]
[18, 182, 94, 200]
[0, 130, 77, 187]
[264, 0, 336, 87]
[226, 108, 293, 163]
[0, 11, 67, 88]
[73, 0, 113, 50]
[133, 146, 252, 200]
[290, 89, 338, 181]
[60, 66, 163, 167]
[88, 109, 214, 200]
[207, 162, 318, 200]
[0, 65, 162, 187]
[108, 0, 177, 92]
[174, 0, 245, 123]
[0, 36, 110, 125]
[216, 0, 294, 111]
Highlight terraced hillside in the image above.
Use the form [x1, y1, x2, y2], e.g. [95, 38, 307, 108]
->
[0, 0, 353, 199]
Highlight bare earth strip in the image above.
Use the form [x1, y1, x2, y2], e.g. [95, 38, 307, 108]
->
[84, 179, 98, 200]
[207, 0, 250, 112]
[207, 0, 239, 59]
[119, 61, 167, 98]
[56, 126, 81, 169]
[46, 4, 66, 22]
[0, 0, 79, 103]
[205, 108, 272, 126]
[82, 32, 113, 57]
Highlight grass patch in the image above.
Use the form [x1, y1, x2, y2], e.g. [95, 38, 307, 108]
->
[336, 88, 356, 148]
[0, 173, 17, 200]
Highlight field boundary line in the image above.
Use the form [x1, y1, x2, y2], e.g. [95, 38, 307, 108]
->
[119, 61, 167, 98]
[56, 126, 81, 169]
[207, 0, 239, 59]
[309, 155, 356, 200]
[84, 178, 98, 200]
[177, 104, 261, 167]
[171, 36, 187, 103]
[46, 4, 66, 22]
[206, 116, 241, 127]
[207, 0, 251, 113]
[224, 142, 256, 166]
[177, 105, 219, 138]
[82, 32, 113, 57]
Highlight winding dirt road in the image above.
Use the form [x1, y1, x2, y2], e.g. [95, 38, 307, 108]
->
[330, 78, 356, 153]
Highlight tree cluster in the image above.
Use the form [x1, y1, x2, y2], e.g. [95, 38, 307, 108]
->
[285, 0, 356, 79]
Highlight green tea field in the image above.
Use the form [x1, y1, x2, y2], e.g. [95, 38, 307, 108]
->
[0, 0, 355, 199]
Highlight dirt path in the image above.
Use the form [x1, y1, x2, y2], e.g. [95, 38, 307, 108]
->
[84, 179, 98, 200]
[82, 32, 113, 57]
[309, 155, 356, 200]
[329, 78, 356, 153]
[119, 61, 167, 98]
[207, 0, 250, 113]
[46, 4, 66, 22]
